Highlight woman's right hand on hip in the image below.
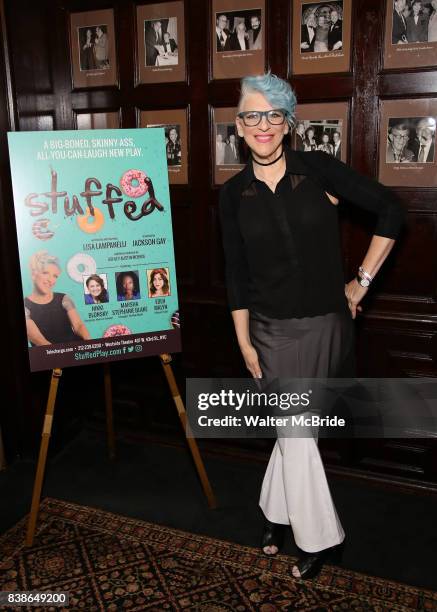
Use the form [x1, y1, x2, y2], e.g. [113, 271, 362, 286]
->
[240, 344, 263, 379]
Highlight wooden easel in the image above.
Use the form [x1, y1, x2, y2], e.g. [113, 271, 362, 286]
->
[25, 355, 216, 547]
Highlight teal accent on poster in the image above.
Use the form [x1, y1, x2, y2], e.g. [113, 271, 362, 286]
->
[8, 128, 181, 371]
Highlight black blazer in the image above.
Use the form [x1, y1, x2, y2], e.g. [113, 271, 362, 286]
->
[328, 20, 342, 49]
[295, 133, 305, 152]
[392, 10, 407, 43]
[224, 143, 240, 164]
[218, 147, 406, 314]
[411, 138, 435, 162]
[300, 24, 315, 52]
[216, 28, 232, 51]
[145, 28, 164, 65]
[406, 14, 429, 43]
[229, 32, 249, 51]
[163, 38, 177, 53]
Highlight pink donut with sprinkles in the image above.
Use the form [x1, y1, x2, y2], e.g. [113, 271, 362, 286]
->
[32, 218, 54, 241]
[103, 324, 132, 338]
[120, 169, 148, 198]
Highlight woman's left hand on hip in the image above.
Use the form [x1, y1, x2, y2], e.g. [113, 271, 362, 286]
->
[344, 279, 368, 319]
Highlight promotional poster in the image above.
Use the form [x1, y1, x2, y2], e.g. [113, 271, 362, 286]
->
[8, 128, 181, 371]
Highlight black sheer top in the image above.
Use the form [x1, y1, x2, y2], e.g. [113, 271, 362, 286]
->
[218, 146, 406, 319]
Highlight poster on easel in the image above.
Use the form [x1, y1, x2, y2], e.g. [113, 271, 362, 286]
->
[8, 128, 182, 372]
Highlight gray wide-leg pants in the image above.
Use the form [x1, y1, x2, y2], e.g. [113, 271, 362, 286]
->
[249, 308, 355, 553]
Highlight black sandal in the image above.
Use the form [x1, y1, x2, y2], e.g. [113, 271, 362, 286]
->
[261, 519, 286, 555]
[292, 541, 345, 580]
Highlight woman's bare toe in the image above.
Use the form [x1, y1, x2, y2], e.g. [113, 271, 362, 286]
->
[292, 564, 301, 578]
[263, 545, 278, 555]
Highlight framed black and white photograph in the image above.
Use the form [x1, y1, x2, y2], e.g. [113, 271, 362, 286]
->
[212, 107, 248, 184]
[384, 1, 437, 69]
[139, 108, 188, 184]
[70, 9, 118, 89]
[386, 117, 436, 164]
[212, 0, 265, 80]
[136, 2, 186, 84]
[299, 2, 344, 54]
[293, 102, 349, 163]
[78, 25, 110, 71]
[293, 119, 344, 158]
[292, 0, 352, 75]
[144, 17, 179, 67]
[379, 99, 437, 186]
[147, 124, 182, 167]
[215, 124, 243, 165]
[215, 9, 262, 52]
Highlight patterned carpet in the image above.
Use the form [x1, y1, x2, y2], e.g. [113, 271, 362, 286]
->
[0, 498, 436, 611]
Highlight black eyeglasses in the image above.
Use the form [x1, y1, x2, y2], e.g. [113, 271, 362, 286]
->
[237, 109, 288, 127]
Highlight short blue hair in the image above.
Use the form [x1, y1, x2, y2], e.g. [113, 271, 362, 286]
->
[238, 72, 297, 127]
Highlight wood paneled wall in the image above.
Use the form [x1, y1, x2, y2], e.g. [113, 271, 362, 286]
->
[0, 0, 436, 490]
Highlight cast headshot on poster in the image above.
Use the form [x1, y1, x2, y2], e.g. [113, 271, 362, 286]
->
[116, 271, 141, 301]
[24, 250, 91, 346]
[148, 267, 170, 298]
[84, 273, 109, 304]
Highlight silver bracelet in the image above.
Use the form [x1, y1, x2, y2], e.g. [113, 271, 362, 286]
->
[358, 266, 373, 282]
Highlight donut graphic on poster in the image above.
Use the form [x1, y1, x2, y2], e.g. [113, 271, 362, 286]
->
[103, 324, 132, 337]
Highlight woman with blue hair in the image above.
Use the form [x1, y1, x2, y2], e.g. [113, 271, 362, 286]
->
[219, 72, 405, 579]
[25, 251, 90, 345]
